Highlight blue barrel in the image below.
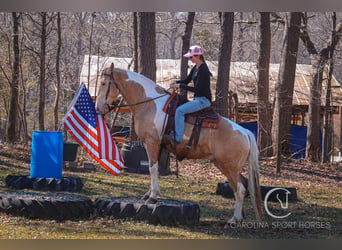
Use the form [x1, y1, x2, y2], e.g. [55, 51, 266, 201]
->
[30, 130, 63, 179]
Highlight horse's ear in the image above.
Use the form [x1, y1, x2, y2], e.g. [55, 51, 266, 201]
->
[106, 63, 114, 75]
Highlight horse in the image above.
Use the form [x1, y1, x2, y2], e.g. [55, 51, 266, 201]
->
[95, 63, 262, 227]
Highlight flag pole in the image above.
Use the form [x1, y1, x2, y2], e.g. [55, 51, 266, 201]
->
[57, 83, 86, 131]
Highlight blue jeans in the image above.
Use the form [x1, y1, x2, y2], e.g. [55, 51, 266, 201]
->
[174, 96, 211, 143]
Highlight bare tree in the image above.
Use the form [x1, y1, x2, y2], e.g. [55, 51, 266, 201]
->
[127, 12, 156, 142]
[7, 12, 20, 142]
[133, 12, 138, 72]
[272, 12, 302, 172]
[156, 12, 184, 59]
[87, 12, 96, 90]
[257, 12, 273, 157]
[54, 12, 61, 130]
[38, 12, 47, 130]
[300, 12, 342, 162]
[215, 12, 234, 117]
[75, 13, 89, 91]
[130, 12, 139, 141]
[137, 12, 156, 81]
[180, 12, 195, 79]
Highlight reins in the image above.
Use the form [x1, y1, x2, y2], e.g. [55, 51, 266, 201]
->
[113, 94, 168, 109]
[102, 71, 169, 112]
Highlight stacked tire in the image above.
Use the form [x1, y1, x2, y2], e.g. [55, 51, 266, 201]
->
[3, 175, 201, 225]
[94, 196, 200, 226]
[0, 192, 93, 220]
[5, 175, 83, 192]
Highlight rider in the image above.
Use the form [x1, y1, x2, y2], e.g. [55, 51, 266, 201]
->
[168, 45, 212, 144]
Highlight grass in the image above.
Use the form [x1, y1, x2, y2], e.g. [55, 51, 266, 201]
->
[0, 143, 341, 239]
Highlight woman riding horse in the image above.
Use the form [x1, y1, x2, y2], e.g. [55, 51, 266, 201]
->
[166, 45, 212, 144]
[95, 62, 262, 228]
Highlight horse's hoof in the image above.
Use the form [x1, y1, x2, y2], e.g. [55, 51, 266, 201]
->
[141, 190, 151, 201]
[224, 217, 242, 229]
[141, 195, 149, 201]
[145, 197, 158, 204]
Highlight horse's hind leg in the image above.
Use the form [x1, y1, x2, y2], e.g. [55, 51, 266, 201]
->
[219, 166, 247, 228]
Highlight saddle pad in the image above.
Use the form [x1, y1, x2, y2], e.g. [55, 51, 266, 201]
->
[185, 115, 222, 129]
[162, 92, 221, 129]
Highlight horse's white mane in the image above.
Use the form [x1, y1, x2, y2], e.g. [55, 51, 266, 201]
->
[115, 67, 168, 93]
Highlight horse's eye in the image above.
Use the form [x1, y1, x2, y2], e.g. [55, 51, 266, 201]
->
[102, 82, 106, 86]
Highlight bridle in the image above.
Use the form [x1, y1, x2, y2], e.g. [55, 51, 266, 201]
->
[101, 70, 169, 113]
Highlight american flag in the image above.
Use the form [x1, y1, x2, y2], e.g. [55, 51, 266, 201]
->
[61, 83, 124, 175]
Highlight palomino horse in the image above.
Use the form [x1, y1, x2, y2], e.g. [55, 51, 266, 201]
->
[95, 63, 262, 227]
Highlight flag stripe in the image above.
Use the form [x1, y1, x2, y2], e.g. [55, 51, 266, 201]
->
[96, 115, 109, 159]
[64, 121, 100, 158]
[102, 116, 111, 159]
[96, 115, 104, 159]
[66, 114, 99, 152]
[101, 159, 122, 173]
[65, 125, 120, 175]
[70, 109, 98, 139]
[64, 121, 122, 175]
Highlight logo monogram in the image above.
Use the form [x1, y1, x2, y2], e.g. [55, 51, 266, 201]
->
[264, 187, 292, 219]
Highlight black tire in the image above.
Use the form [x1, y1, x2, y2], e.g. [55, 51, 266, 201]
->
[5, 175, 33, 189]
[94, 196, 200, 226]
[0, 191, 93, 220]
[260, 185, 298, 202]
[215, 182, 235, 198]
[5, 175, 84, 192]
[216, 182, 298, 202]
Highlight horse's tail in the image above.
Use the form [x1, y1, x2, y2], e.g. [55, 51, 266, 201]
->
[246, 130, 262, 221]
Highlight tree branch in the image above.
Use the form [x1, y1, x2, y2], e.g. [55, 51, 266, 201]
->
[0, 63, 11, 86]
[299, 13, 318, 55]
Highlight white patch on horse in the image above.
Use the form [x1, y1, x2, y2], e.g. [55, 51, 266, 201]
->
[183, 135, 190, 141]
[149, 162, 160, 199]
[126, 70, 168, 137]
[233, 182, 246, 220]
[126, 70, 158, 98]
[223, 117, 250, 145]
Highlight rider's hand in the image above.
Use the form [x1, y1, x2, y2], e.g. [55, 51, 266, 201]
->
[170, 82, 180, 89]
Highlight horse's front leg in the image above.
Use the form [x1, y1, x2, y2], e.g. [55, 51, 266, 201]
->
[142, 141, 161, 204]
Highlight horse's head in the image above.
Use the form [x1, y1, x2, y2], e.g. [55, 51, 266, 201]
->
[95, 63, 121, 114]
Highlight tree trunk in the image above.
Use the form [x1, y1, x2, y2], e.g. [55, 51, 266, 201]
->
[301, 13, 342, 162]
[130, 12, 139, 141]
[237, 12, 245, 61]
[54, 13, 61, 130]
[215, 12, 234, 117]
[272, 12, 301, 166]
[75, 13, 87, 92]
[133, 12, 156, 141]
[179, 12, 195, 100]
[257, 12, 273, 157]
[87, 12, 96, 90]
[19, 25, 29, 144]
[137, 12, 156, 81]
[133, 12, 138, 73]
[180, 12, 195, 80]
[322, 13, 336, 163]
[7, 12, 20, 143]
[38, 12, 47, 131]
[322, 54, 334, 163]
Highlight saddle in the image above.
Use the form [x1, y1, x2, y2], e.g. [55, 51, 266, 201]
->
[162, 92, 221, 161]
